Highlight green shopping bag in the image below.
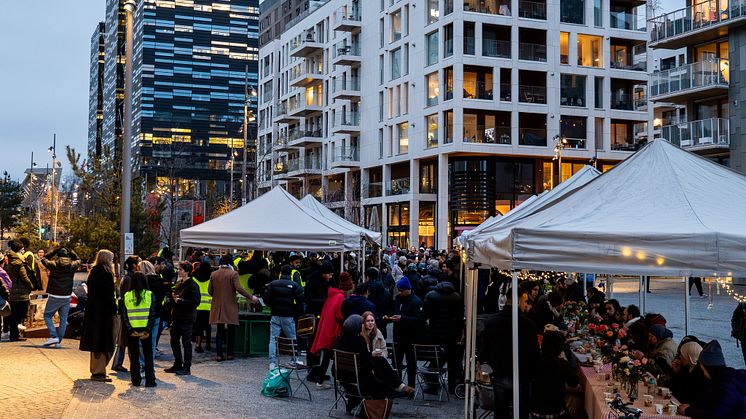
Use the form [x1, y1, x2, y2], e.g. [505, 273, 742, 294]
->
[261, 367, 291, 398]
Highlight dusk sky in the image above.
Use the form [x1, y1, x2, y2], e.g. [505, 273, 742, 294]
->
[0, 1, 103, 182]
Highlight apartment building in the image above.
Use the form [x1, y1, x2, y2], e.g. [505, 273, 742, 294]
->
[257, 0, 649, 249]
[649, 0, 744, 170]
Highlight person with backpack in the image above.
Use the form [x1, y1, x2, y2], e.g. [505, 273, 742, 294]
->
[731, 301, 746, 366]
[40, 247, 81, 347]
[5, 240, 34, 342]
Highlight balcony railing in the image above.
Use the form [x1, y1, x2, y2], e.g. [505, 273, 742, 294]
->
[288, 129, 323, 142]
[333, 111, 361, 127]
[519, 128, 547, 146]
[426, 95, 438, 107]
[610, 48, 648, 71]
[464, 80, 493, 100]
[483, 39, 511, 58]
[325, 189, 345, 202]
[660, 118, 730, 149]
[564, 138, 587, 149]
[610, 92, 647, 111]
[386, 178, 411, 195]
[333, 43, 361, 58]
[445, 38, 454, 57]
[333, 77, 361, 93]
[500, 83, 512, 101]
[364, 182, 383, 198]
[464, 0, 512, 15]
[650, 0, 746, 44]
[519, 85, 547, 104]
[333, 147, 360, 163]
[464, 126, 511, 144]
[611, 138, 647, 151]
[519, 0, 546, 19]
[334, 8, 361, 24]
[518, 42, 547, 62]
[610, 11, 646, 31]
[650, 59, 729, 98]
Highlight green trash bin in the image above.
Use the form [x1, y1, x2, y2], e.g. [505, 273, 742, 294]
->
[248, 318, 271, 356]
[234, 320, 249, 355]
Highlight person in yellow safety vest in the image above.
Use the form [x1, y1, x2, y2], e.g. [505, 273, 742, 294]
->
[289, 254, 305, 288]
[122, 272, 158, 387]
[19, 237, 42, 291]
[192, 260, 213, 353]
[235, 252, 254, 295]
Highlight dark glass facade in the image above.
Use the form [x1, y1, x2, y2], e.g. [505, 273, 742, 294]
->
[88, 22, 106, 158]
[102, 0, 125, 156]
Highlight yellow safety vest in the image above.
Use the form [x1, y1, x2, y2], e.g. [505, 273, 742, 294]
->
[233, 256, 242, 269]
[196, 278, 212, 311]
[239, 273, 254, 295]
[291, 269, 305, 288]
[124, 290, 153, 329]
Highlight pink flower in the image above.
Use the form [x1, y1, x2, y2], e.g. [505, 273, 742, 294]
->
[612, 323, 620, 330]
[633, 360, 641, 367]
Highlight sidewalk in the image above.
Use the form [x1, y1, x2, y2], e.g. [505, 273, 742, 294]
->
[0, 335, 464, 419]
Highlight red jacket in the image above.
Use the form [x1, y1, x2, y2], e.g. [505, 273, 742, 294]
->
[311, 287, 345, 354]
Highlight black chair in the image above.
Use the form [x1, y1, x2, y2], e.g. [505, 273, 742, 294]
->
[412, 344, 449, 402]
[386, 342, 405, 382]
[329, 350, 367, 417]
[276, 336, 313, 401]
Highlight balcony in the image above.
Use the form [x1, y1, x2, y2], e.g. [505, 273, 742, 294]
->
[331, 111, 361, 134]
[610, 10, 646, 31]
[610, 44, 647, 71]
[273, 134, 292, 152]
[463, 0, 512, 15]
[331, 76, 361, 101]
[519, 128, 547, 146]
[288, 157, 323, 176]
[273, 162, 289, 179]
[518, 42, 547, 62]
[650, 60, 729, 103]
[661, 118, 730, 152]
[464, 81, 493, 100]
[610, 92, 647, 111]
[333, 43, 361, 67]
[287, 129, 323, 147]
[519, 85, 547, 104]
[386, 178, 411, 196]
[273, 102, 299, 124]
[289, 64, 324, 88]
[290, 31, 323, 58]
[363, 182, 383, 198]
[650, 0, 746, 49]
[331, 147, 360, 168]
[324, 189, 346, 203]
[564, 138, 587, 149]
[519, 0, 547, 19]
[289, 98, 323, 118]
[464, 126, 511, 144]
[333, 8, 362, 33]
[483, 39, 511, 58]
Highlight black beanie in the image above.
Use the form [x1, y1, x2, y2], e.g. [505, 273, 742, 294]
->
[698, 340, 726, 367]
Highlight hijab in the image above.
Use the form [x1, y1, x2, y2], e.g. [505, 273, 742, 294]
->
[679, 341, 703, 367]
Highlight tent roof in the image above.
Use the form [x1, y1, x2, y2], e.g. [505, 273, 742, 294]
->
[180, 187, 361, 251]
[299, 195, 382, 244]
[468, 140, 746, 276]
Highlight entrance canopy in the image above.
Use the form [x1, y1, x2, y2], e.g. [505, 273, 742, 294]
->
[468, 140, 746, 276]
[180, 186, 361, 251]
[299, 195, 382, 245]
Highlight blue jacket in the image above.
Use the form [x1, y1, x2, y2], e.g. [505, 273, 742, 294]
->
[685, 367, 746, 419]
[341, 294, 376, 319]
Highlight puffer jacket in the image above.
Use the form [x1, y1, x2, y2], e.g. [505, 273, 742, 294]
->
[263, 274, 304, 317]
[424, 281, 464, 342]
[7, 251, 34, 302]
[367, 277, 390, 318]
[416, 269, 440, 299]
[42, 256, 81, 296]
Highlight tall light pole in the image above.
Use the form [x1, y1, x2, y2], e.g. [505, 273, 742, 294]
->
[241, 70, 257, 205]
[553, 135, 569, 187]
[121, 0, 136, 272]
[48, 134, 58, 244]
[27, 152, 37, 239]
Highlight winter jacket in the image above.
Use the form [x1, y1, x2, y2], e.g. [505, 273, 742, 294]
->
[366, 277, 390, 318]
[208, 267, 254, 325]
[650, 336, 677, 376]
[684, 367, 746, 419]
[42, 255, 81, 296]
[122, 290, 158, 333]
[171, 276, 201, 323]
[79, 265, 118, 353]
[364, 328, 388, 358]
[0, 267, 9, 301]
[416, 270, 440, 299]
[670, 364, 706, 404]
[311, 287, 345, 354]
[145, 273, 166, 314]
[732, 302, 746, 341]
[263, 275, 304, 317]
[303, 271, 331, 316]
[480, 306, 540, 380]
[389, 293, 425, 344]
[341, 294, 376, 319]
[424, 281, 464, 342]
[6, 251, 34, 302]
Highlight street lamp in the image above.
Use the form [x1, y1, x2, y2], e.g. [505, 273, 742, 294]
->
[48, 134, 58, 244]
[241, 63, 257, 205]
[552, 135, 569, 187]
[120, 0, 136, 273]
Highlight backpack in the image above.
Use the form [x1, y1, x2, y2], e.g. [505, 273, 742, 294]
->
[261, 367, 290, 398]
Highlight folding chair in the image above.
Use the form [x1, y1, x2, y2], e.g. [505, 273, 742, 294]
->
[412, 344, 449, 402]
[329, 350, 367, 418]
[276, 336, 313, 401]
[386, 342, 406, 383]
[296, 314, 315, 358]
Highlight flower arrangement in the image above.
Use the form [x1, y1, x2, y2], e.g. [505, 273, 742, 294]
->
[562, 301, 589, 327]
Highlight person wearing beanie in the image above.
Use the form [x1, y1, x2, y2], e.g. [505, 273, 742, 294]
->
[338, 272, 354, 292]
[383, 276, 424, 388]
[416, 260, 441, 299]
[363, 267, 390, 336]
[678, 340, 746, 418]
[647, 324, 677, 376]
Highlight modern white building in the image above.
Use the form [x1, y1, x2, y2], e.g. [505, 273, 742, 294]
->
[257, 0, 649, 249]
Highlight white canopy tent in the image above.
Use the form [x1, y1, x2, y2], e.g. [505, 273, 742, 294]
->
[299, 195, 382, 245]
[180, 186, 361, 251]
[463, 140, 746, 418]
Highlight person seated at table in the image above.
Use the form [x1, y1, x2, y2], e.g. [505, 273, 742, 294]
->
[587, 293, 605, 322]
[531, 291, 566, 333]
[678, 340, 746, 418]
[529, 330, 580, 419]
[603, 299, 623, 325]
[623, 304, 642, 328]
[670, 339, 705, 404]
[637, 324, 677, 379]
[523, 281, 541, 307]
[360, 311, 414, 398]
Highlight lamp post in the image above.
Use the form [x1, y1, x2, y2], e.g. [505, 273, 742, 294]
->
[27, 152, 37, 239]
[552, 135, 569, 187]
[121, 0, 136, 273]
[241, 71, 257, 206]
[48, 135, 58, 244]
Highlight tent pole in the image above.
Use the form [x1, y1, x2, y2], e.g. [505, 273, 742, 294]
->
[643, 276, 648, 313]
[684, 276, 690, 335]
[638, 275, 643, 308]
[360, 240, 365, 277]
[459, 253, 465, 296]
[512, 271, 520, 419]
[340, 252, 344, 273]
[608, 276, 614, 299]
[464, 268, 477, 419]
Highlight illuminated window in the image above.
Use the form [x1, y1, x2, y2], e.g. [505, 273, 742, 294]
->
[426, 114, 438, 148]
[426, 72, 439, 106]
[560, 32, 569, 64]
[577, 34, 603, 67]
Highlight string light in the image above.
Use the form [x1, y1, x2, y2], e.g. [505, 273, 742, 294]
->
[716, 277, 746, 303]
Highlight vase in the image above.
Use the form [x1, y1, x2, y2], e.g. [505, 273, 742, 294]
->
[626, 380, 638, 402]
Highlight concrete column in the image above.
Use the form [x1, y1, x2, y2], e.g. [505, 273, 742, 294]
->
[409, 159, 420, 248]
[728, 29, 745, 174]
[436, 153, 449, 249]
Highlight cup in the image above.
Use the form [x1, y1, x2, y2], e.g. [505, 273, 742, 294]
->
[654, 404, 664, 414]
[643, 394, 653, 407]
[668, 404, 677, 414]
[603, 392, 613, 403]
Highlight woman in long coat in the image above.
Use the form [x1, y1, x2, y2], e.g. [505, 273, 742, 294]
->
[79, 249, 118, 382]
[208, 255, 257, 361]
[307, 282, 345, 387]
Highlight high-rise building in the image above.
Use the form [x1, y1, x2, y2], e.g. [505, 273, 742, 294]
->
[88, 22, 106, 158]
[259, 0, 328, 47]
[257, 0, 649, 249]
[102, 0, 126, 157]
[649, 2, 742, 172]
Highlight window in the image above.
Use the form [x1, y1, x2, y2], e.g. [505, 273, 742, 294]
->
[391, 10, 402, 42]
[577, 34, 603, 67]
[379, 91, 384, 121]
[595, 117, 604, 150]
[519, 70, 547, 104]
[426, 31, 438, 66]
[444, 24, 453, 57]
[560, 32, 569, 64]
[519, 112, 547, 146]
[444, 110, 453, 143]
[500, 68, 511, 101]
[402, 82, 409, 114]
[561, 0, 584, 24]
[397, 122, 409, 154]
[418, 202, 436, 248]
[594, 0, 602, 26]
[426, 114, 438, 148]
[403, 44, 410, 76]
[463, 109, 511, 143]
[426, 72, 439, 106]
[445, 0, 454, 15]
[428, 0, 439, 24]
[560, 115, 587, 148]
[420, 163, 437, 193]
[444, 66, 453, 100]
[483, 24, 511, 58]
[464, 22, 475, 55]
[464, 65, 493, 100]
[391, 48, 401, 79]
[561, 74, 586, 107]
[594, 76, 603, 108]
[378, 129, 384, 158]
[379, 18, 385, 48]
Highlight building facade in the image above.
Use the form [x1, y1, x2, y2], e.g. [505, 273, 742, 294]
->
[102, 0, 126, 156]
[649, 0, 744, 171]
[257, 0, 649, 249]
[88, 22, 106, 158]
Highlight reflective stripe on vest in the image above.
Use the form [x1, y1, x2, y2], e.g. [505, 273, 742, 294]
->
[124, 290, 153, 328]
[233, 257, 241, 269]
[291, 269, 305, 288]
[23, 251, 35, 270]
[196, 278, 212, 311]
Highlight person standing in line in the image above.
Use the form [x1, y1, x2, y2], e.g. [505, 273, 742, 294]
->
[264, 264, 304, 369]
[731, 300, 746, 366]
[209, 255, 258, 361]
[111, 255, 140, 372]
[40, 247, 81, 347]
[122, 272, 158, 387]
[0, 252, 11, 340]
[384, 277, 425, 389]
[307, 276, 346, 389]
[688, 276, 707, 298]
[5, 240, 34, 342]
[79, 249, 118, 382]
[164, 262, 200, 375]
[139, 260, 165, 359]
[192, 261, 213, 353]
[19, 237, 42, 292]
[424, 280, 464, 393]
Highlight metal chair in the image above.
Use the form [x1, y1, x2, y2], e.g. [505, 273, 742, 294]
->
[412, 344, 449, 402]
[329, 350, 367, 418]
[386, 342, 407, 384]
[276, 336, 313, 401]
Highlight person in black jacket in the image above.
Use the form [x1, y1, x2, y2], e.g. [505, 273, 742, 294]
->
[364, 268, 390, 337]
[5, 240, 34, 342]
[341, 283, 376, 318]
[384, 277, 425, 388]
[40, 247, 82, 347]
[416, 260, 441, 299]
[165, 261, 201, 375]
[303, 261, 334, 370]
[264, 265, 304, 368]
[424, 281, 464, 393]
